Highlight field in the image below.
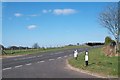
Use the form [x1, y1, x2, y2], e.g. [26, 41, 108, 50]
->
[2, 45, 90, 56]
[68, 47, 119, 77]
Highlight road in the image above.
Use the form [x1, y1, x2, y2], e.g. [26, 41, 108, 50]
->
[2, 48, 97, 78]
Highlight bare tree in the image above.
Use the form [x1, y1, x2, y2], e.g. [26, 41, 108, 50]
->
[99, 3, 120, 53]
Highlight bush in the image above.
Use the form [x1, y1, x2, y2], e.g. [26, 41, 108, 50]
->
[105, 36, 112, 45]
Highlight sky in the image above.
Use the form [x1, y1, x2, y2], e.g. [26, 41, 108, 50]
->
[2, 2, 116, 47]
[1, 0, 119, 2]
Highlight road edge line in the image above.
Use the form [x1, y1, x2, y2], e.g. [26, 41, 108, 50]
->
[2, 67, 12, 71]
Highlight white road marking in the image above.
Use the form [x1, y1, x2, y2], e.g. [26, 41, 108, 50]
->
[26, 63, 32, 65]
[49, 59, 55, 61]
[57, 57, 62, 59]
[3, 67, 12, 71]
[37, 61, 40, 63]
[55, 52, 60, 54]
[64, 56, 67, 58]
[14, 56, 39, 61]
[55, 52, 63, 54]
[38, 55, 42, 57]
[28, 57, 33, 58]
[15, 65, 23, 68]
[40, 61, 45, 63]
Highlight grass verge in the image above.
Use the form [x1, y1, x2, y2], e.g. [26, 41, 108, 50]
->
[68, 47, 119, 77]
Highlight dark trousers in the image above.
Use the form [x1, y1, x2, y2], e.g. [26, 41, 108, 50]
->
[85, 61, 88, 66]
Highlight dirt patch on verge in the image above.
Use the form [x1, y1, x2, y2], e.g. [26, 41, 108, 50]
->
[66, 59, 117, 78]
[102, 45, 120, 57]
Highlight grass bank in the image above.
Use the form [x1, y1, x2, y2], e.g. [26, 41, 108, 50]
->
[68, 47, 119, 77]
[2, 45, 90, 56]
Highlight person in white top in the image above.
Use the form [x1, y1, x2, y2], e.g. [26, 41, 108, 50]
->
[74, 50, 78, 60]
[85, 50, 89, 66]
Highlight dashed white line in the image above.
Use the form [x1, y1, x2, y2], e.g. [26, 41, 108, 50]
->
[40, 61, 45, 63]
[37, 55, 42, 57]
[57, 57, 62, 59]
[37, 61, 40, 63]
[37, 56, 40, 57]
[64, 56, 67, 58]
[26, 63, 32, 65]
[15, 65, 23, 68]
[3, 67, 12, 71]
[49, 59, 55, 61]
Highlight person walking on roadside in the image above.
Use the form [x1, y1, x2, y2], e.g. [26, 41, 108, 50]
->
[85, 50, 89, 66]
[74, 50, 78, 60]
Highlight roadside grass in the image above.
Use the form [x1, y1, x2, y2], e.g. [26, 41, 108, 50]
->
[68, 47, 119, 77]
[2, 45, 90, 56]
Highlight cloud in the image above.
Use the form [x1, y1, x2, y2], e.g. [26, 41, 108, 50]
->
[42, 10, 48, 13]
[42, 9, 52, 13]
[28, 14, 39, 17]
[14, 13, 39, 17]
[53, 9, 77, 15]
[14, 13, 23, 17]
[27, 25, 37, 30]
[42, 9, 77, 15]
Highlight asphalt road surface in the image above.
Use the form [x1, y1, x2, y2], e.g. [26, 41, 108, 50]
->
[2, 48, 97, 78]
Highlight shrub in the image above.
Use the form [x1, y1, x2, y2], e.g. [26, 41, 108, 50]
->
[105, 36, 112, 45]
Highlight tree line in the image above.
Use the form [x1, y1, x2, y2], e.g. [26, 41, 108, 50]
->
[0, 43, 40, 50]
